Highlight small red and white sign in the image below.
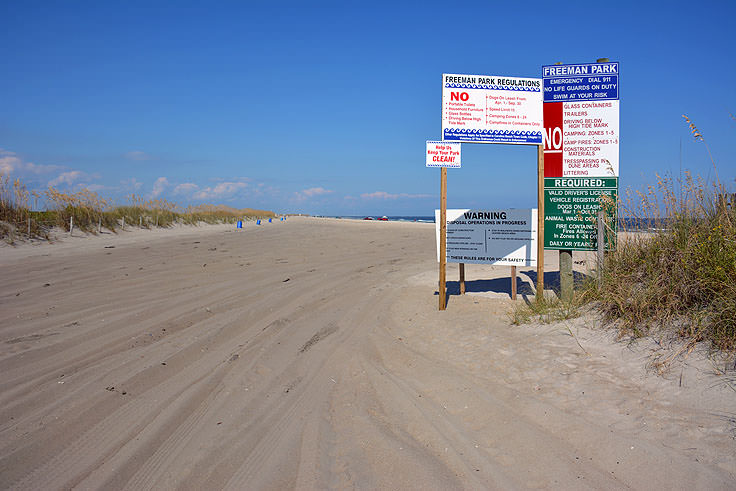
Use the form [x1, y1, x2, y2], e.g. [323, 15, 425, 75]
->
[543, 100, 619, 177]
[426, 141, 461, 168]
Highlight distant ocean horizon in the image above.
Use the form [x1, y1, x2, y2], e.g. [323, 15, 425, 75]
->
[327, 215, 435, 223]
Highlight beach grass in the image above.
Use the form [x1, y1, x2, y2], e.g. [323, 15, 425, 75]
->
[0, 177, 275, 243]
[585, 116, 735, 351]
[508, 294, 584, 326]
[515, 115, 736, 353]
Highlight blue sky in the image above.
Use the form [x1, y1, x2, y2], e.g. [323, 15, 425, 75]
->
[2, 1, 734, 215]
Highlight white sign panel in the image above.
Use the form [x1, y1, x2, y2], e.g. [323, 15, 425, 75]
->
[542, 62, 620, 178]
[543, 100, 619, 177]
[426, 141, 461, 168]
[435, 209, 538, 266]
[442, 74, 543, 145]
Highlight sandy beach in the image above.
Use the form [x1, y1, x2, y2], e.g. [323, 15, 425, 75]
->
[1, 217, 734, 489]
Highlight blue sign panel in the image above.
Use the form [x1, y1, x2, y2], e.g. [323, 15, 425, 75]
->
[542, 62, 619, 102]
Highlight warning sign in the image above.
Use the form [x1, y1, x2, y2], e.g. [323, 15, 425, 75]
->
[435, 209, 538, 266]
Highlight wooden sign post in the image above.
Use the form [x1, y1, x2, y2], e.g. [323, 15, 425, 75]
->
[537, 144, 545, 300]
[436, 73, 544, 310]
[439, 167, 448, 310]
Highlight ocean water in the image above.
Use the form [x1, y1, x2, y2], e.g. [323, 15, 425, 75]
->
[331, 215, 435, 223]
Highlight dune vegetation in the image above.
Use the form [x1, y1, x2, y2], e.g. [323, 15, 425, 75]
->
[0, 176, 275, 243]
[514, 115, 736, 354]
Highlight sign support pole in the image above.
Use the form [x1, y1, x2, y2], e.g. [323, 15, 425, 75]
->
[459, 263, 465, 295]
[511, 266, 517, 300]
[597, 210, 605, 287]
[536, 144, 545, 301]
[559, 250, 573, 302]
[439, 167, 447, 310]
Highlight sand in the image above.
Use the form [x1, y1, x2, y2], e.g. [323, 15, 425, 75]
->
[1, 217, 734, 489]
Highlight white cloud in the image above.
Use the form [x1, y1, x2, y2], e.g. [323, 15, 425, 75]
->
[152, 177, 169, 198]
[125, 150, 152, 161]
[293, 187, 333, 201]
[24, 162, 60, 173]
[0, 154, 18, 175]
[86, 184, 108, 192]
[193, 181, 248, 200]
[0, 149, 59, 175]
[48, 170, 87, 187]
[121, 178, 143, 191]
[173, 182, 199, 195]
[360, 191, 432, 200]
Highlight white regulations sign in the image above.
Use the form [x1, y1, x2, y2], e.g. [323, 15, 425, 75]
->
[543, 100, 619, 177]
[542, 62, 620, 178]
[426, 141, 461, 168]
[442, 74, 543, 144]
[435, 209, 538, 266]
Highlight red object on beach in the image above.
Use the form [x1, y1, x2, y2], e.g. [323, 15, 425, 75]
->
[363, 217, 373, 220]
[378, 216, 388, 221]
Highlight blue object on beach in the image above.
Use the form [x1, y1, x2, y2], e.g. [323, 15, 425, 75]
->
[237, 220, 242, 228]
[268, 218, 272, 223]
[257, 219, 261, 225]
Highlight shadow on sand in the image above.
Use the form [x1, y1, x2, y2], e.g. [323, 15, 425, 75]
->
[434, 269, 594, 307]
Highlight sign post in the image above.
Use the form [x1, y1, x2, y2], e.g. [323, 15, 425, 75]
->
[439, 167, 448, 310]
[537, 144, 544, 301]
[434, 73, 543, 310]
[542, 60, 619, 301]
[428, 141, 460, 310]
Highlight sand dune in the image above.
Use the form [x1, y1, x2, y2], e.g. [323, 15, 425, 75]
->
[1, 217, 734, 489]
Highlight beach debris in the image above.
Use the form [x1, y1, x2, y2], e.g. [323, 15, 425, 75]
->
[205, 307, 212, 313]
[282, 278, 290, 283]
[105, 386, 127, 395]
[43, 283, 50, 287]
[202, 263, 207, 267]
[104, 245, 115, 249]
